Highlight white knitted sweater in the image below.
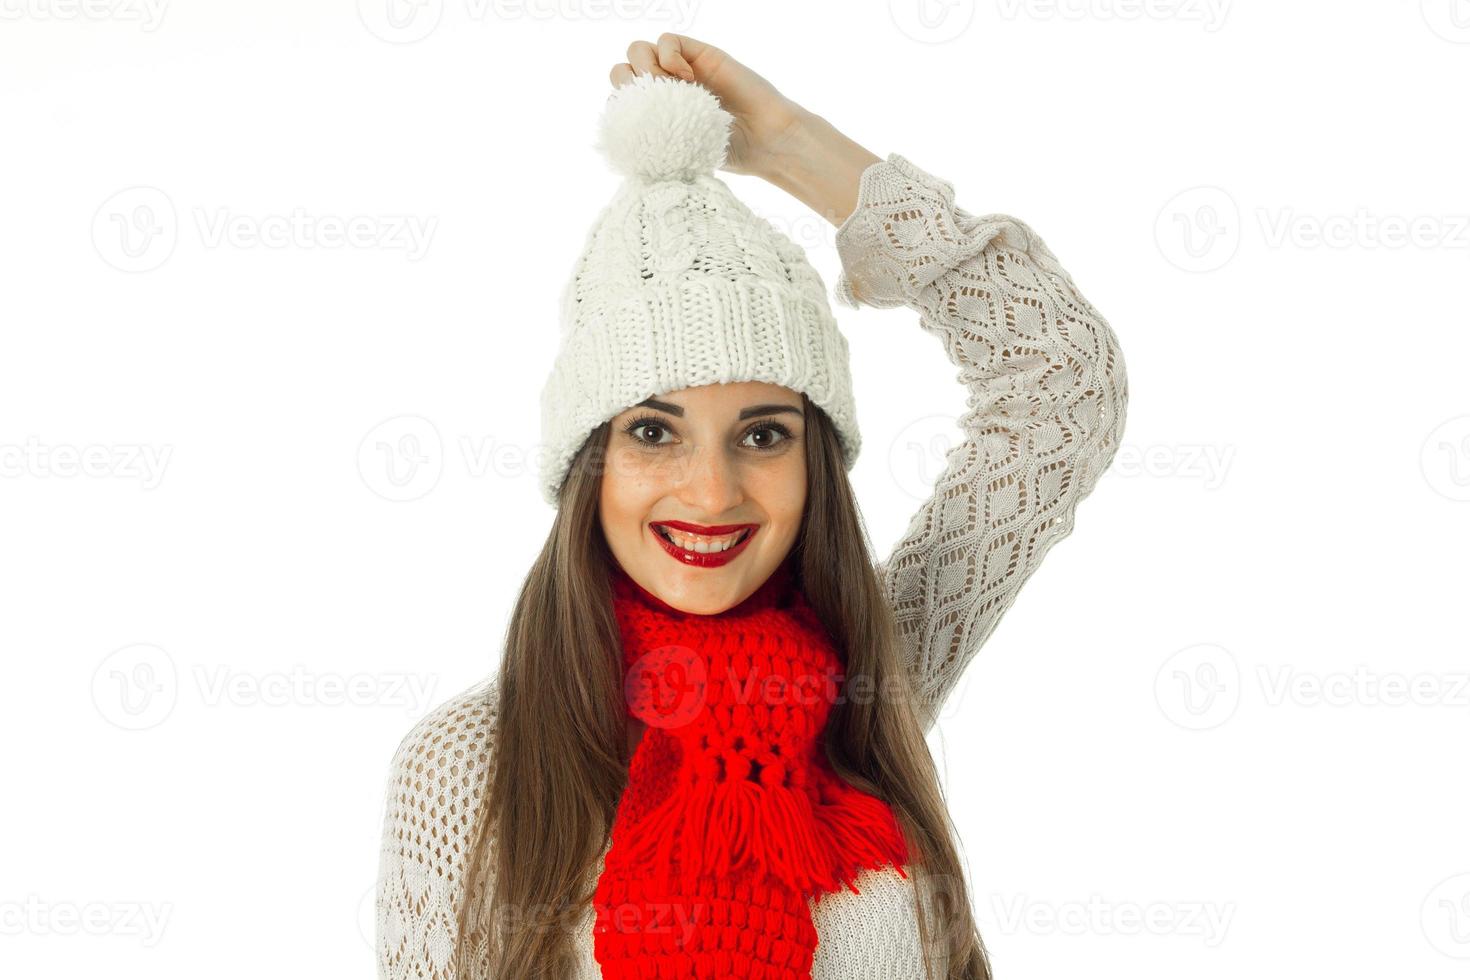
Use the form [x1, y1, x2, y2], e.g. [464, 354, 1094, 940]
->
[375, 152, 1128, 979]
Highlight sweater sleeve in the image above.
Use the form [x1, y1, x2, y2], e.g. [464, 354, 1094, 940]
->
[375, 675, 500, 980]
[833, 153, 1128, 734]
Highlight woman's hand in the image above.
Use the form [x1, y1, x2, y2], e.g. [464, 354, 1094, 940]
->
[609, 33, 807, 179]
[609, 33, 881, 226]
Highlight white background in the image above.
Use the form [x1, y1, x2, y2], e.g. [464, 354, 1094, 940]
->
[3, 1, 1468, 977]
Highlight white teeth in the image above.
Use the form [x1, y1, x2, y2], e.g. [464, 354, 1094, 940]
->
[658, 527, 748, 553]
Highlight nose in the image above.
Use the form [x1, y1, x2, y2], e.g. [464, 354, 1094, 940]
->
[673, 441, 744, 517]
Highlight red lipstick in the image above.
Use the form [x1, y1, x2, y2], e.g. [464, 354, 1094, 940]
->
[649, 520, 759, 568]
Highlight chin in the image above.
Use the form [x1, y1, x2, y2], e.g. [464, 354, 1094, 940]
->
[653, 573, 746, 614]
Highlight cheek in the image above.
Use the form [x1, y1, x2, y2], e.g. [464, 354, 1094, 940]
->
[600, 451, 664, 533]
[603, 450, 664, 509]
[604, 445, 680, 494]
[748, 455, 807, 529]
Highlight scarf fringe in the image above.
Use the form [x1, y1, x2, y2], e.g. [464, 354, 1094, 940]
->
[615, 767, 910, 897]
[811, 786, 912, 893]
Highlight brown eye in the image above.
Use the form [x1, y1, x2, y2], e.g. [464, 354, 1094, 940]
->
[741, 423, 794, 451]
[622, 416, 674, 448]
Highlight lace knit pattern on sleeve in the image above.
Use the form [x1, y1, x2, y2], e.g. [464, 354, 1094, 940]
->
[376, 675, 500, 980]
[834, 153, 1128, 731]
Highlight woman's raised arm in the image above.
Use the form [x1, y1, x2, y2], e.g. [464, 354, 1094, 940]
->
[827, 151, 1129, 732]
[611, 34, 1129, 733]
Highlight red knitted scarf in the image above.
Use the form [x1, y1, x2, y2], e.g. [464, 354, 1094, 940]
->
[591, 555, 910, 978]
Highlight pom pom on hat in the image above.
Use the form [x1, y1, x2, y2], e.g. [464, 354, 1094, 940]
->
[594, 72, 734, 181]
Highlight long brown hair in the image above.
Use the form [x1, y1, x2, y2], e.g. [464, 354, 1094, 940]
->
[454, 393, 993, 979]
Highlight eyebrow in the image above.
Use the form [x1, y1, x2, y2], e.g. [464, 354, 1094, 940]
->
[636, 398, 804, 421]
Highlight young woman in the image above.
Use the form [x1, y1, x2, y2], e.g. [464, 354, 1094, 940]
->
[376, 34, 1127, 980]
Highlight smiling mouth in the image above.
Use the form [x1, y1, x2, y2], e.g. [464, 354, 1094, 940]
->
[651, 524, 755, 553]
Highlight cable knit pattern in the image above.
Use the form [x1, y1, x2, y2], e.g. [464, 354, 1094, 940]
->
[376, 153, 1126, 978]
[538, 74, 862, 509]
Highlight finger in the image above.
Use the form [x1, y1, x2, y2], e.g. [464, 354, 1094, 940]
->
[609, 63, 635, 88]
[656, 33, 696, 80]
[626, 40, 669, 77]
[659, 32, 719, 71]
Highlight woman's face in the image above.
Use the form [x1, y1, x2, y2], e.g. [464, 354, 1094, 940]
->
[599, 380, 807, 615]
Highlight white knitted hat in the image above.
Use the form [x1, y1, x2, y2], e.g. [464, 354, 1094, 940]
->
[536, 73, 860, 508]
